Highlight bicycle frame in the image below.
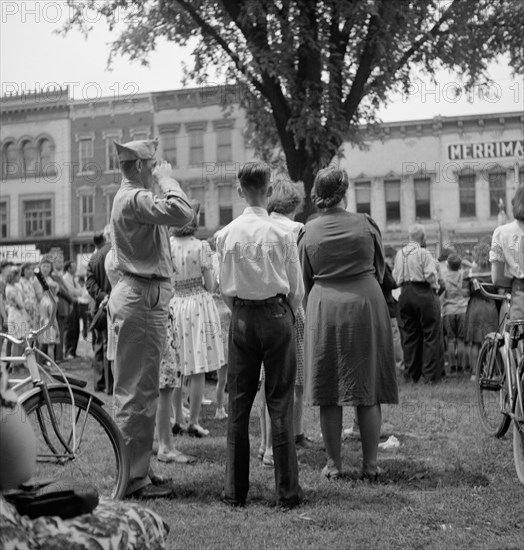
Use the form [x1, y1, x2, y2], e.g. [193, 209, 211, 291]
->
[474, 280, 524, 425]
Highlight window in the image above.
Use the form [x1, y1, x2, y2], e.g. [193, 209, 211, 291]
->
[131, 131, 149, 141]
[0, 201, 7, 239]
[2, 142, 19, 178]
[488, 171, 506, 217]
[218, 185, 233, 225]
[355, 181, 371, 215]
[38, 138, 54, 172]
[162, 133, 177, 166]
[22, 141, 36, 175]
[384, 179, 401, 222]
[414, 177, 431, 219]
[217, 128, 232, 162]
[80, 195, 94, 232]
[520, 170, 524, 185]
[78, 138, 94, 171]
[105, 138, 119, 171]
[458, 173, 476, 217]
[23, 199, 52, 237]
[189, 132, 204, 166]
[191, 186, 205, 227]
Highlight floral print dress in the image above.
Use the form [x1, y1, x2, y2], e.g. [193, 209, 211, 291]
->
[168, 236, 224, 378]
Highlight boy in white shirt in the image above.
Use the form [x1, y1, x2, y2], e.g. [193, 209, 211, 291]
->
[216, 161, 304, 508]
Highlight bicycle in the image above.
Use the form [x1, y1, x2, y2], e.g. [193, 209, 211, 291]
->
[2, 268, 129, 499]
[473, 279, 524, 484]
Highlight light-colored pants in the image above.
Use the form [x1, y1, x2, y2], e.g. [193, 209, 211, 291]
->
[390, 316, 404, 371]
[108, 274, 172, 494]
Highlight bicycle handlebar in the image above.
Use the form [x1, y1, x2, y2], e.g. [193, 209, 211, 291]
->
[471, 278, 509, 302]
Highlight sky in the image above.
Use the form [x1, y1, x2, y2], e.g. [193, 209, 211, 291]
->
[1, 1, 522, 123]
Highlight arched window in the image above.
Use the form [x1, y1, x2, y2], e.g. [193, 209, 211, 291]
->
[2, 142, 19, 178]
[38, 138, 54, 171]
[22, 140, 36, 174]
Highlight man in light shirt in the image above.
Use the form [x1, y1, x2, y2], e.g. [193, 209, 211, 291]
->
[217, 161, 304, 509]
[393, 223, 442, 384]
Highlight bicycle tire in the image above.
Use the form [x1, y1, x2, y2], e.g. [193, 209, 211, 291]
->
[513, 362, 524, 485]
[21, 387, 129, 499]
[475, 338, 511, 438]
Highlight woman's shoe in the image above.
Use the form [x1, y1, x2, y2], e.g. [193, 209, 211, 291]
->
[262, 453, 274, 467]
[359, 466, 385, 482]
[214, 406, 228, 420]
[157, 450, 197, 464]
[321, 464, 342, 480]
[187, 424, 210, 438]
[171, 423, 187, 436]
[257, 446, 265, 461]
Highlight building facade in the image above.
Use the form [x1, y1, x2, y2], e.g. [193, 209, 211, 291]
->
[1, 80, 522, 263]
[153, 85, 251, 237]
[0, 87, 72, 262]
[69, 93, 155, 259]
[341, 111, 524, 249]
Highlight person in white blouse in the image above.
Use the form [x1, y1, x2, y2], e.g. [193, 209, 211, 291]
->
[490, 184, 524, 321]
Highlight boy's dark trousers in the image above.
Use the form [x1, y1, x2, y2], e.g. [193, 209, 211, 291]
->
[398, 282, 442, 383]
[223, 297, 300, 507]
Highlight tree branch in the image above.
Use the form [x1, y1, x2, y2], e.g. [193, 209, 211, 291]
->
[173, 0, 265, 95]
[370, 0, 462, 92]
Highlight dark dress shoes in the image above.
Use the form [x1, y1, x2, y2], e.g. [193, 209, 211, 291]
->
[126, 483, 175, 500]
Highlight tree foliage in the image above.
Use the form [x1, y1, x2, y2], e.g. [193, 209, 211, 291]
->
[62, 0, 524, 216]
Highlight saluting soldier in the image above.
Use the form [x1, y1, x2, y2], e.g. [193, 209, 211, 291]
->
[109, 139, 193, 499]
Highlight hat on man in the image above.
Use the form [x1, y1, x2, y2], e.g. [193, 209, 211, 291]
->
[114, 139, 158, 162]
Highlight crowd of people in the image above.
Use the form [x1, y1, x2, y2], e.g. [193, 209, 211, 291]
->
[0, 255, 93, 367]
[1, 134, 523, 547]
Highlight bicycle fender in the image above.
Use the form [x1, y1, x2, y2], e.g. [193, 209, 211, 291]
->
[18, 384, 105, 408]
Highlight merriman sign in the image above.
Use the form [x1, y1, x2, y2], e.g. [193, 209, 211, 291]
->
[448, 140, 523, 161]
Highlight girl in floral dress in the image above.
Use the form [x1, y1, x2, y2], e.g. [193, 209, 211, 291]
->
[18, 263, 39, 331]
[166, 202, 224, 438]
[5, 268, 31, 357]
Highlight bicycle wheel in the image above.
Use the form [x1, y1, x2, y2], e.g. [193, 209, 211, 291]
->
[475, 338, 511, 437]
[513, 363, 524, 484]
[22, 387, 129, 499]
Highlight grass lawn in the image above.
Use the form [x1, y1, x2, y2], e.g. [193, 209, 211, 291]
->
[66, 342, 523, 550]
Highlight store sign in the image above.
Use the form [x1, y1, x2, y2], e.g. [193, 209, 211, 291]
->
[0, 244, 41, 264]
[448, 140, 523, 160]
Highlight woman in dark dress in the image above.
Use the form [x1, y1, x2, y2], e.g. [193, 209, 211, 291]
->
[298, 166, 398, 480]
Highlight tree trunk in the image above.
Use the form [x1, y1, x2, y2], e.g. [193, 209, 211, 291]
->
[286, 150, 316, 223]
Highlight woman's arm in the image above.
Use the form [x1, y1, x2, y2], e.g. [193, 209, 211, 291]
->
[203, 268, 217, 293]
[491, 261, 513, 288]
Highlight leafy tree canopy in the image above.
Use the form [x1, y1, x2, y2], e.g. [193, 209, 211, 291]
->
[62, 0, 524, 216]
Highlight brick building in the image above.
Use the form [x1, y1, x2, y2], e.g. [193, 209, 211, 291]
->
[0, 87, 72, 261]
[152, 85, 251, 237]
[69, 92, 155, 259]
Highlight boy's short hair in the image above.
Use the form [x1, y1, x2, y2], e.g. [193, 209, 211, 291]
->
[267, 177, 304, 215]
[238, 161, 270, 191]
[447, 254, 462, 271]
